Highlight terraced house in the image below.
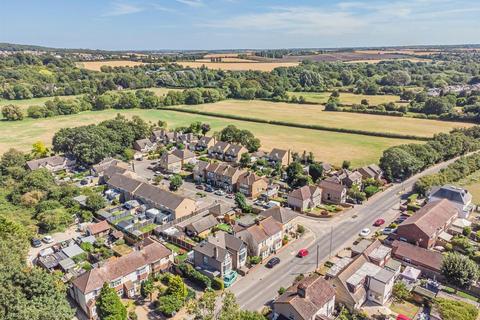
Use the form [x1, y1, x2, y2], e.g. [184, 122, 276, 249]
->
[204, 163, 245, 192]
[71, 239, 173, 319]
[208, 141, 230, 159]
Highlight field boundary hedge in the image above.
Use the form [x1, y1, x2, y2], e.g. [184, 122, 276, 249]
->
[163, 107, 430, 141]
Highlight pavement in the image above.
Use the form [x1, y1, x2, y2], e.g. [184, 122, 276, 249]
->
[230, 154, 470, 311]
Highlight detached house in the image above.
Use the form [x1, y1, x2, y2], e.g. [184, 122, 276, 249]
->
[267, 148, 290, 167]
[428, 185, 473, 218]
[318, 180, 347, 204]
[260, 206, 297, 234]
[274, 275, 336, 320]
[396, 199, 458, 249]
[335, 169, 363, 188]
[172, 148, 196, 166]
[358, 164, 383, 181]
[71, 239, 173, 319]
[224, 144, 247, 162]
[237, 171, 268, 198]
[236, 217, 283, 260]
[133, 139, 156, 153]
[287, 185, 322, 212]
[26, 155, 76, 172]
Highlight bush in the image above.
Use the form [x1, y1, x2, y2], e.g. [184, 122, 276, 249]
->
[157, 294, 183, 317]
[435, 298, 478, 320]
[278, 287, 286, 295]
[249, 256, 261, 265]
[297, 225, 305, 234]
[212, 277, 224, 291]
[179, 263, 211, 289]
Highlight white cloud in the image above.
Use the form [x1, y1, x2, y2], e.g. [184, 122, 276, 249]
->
[175, 0, 204, 7]
[202, 6, 367, 36]
[103, 3, 144, 16]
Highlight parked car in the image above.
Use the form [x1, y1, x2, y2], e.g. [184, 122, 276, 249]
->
[373, 218, 385, 226]
[359, 228, 371, 237]
[396, 216, 408, 223]
[382, 228, 395, 235]
[205, 186, 214, 192]
[254, 200, 265, 206]
[214, 190, 226, 196]
[42, 235, 54, 244]
[297, 249, 309, 258]
[266, 257, 280, 268]
[196, 185, 205, 190]
[226, 193, 234, 199]
[31, 238, 42, 248]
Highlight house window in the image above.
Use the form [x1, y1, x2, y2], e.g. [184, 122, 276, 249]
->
[203, 256, 209, 265]
[239, 249, 247, 263]
[110, 279, 121, 288]
[137, 266, 147, 275]
[223, 261, 232, 274]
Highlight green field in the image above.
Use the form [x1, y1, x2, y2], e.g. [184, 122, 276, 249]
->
[0, 108, 417, 167]
[179, 100, 472, 138]
[288, 91, 404, 106]
[457, 171, 480, 205]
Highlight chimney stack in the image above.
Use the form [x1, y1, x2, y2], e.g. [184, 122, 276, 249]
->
[213, 246, 218, 259]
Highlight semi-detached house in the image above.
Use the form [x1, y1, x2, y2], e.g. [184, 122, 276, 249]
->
[71, 239, 173, 319]
[236, 216, 283, 260]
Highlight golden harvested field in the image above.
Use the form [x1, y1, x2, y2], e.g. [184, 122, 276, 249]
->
[78, 60, 146, 71]
[288, 91, 402, 106]
[176, 61, 299, 71]
[181, 99, 472, 138]
[195, 58, 257, 63]
[0, 108, 416, 167]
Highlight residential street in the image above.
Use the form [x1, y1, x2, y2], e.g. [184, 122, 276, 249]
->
[230, 154, 470, 311]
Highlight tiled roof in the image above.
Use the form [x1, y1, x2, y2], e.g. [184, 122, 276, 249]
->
[319, 180, 346, 193]
[237, 171, 264, 186]
[72, 240, 171, 294]
[244, 217, 282, 243]
[133, 183, 191, 210]
[172, 148, 195, 160]
[398, 199, 458, 238]
[429, 185, 472, 205]
[260, 206, 296, 224]
[107, 173, 143, 193]
[26, 155, 67, 170]
[186, 214, 218, 234]
[289, 185, 321, 201]
[193, 241, 230, 263]
[391, 241, 443, 272]
[208, 231, 245, 252]
[87, 220, 111, 235]
[160, 153, 181, 165]
[268, 148, 288, 161]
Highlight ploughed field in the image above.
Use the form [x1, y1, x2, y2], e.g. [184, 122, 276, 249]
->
[0, 108, 417, 167]
[174, 99, 472, 138]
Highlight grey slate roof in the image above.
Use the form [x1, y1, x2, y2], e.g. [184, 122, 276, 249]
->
[429, 185, 472, 205]
[193, 241, 230, 263]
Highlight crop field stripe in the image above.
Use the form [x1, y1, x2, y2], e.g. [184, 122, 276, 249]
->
[163, 107, 430, 141]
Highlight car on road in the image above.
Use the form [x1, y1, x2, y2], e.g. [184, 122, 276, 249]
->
[297, 249, 309, 257]
[196, 185, 204, 190]
[359, 228, 371, 237]
[214, 190, 226, 196]
[226, 193, 234, 199]
[31, 238, 42, 248]
[373, 218, 385, 226]
[205, 186, 214, 192]
[42, 235, 54, 244]
[382, 228, 396, 235]
[266, 257, 280, 268]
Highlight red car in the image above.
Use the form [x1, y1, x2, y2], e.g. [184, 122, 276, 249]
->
[297, 249, 309, 257]
[396, 315, 411, 320]
[373, 218, 385, 226]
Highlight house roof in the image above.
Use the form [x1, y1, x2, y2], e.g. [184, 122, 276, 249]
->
[160, 153, 182, 165]
[172, 148, 195, 160]
[198, 136, 213, 145]
[260, 206, 296, 224]
[225, 144, 245, 156]
[133, 182, 193, 211]
[62, 244, 85, 258]
[243, 216, 282, 243]
[107, 173, 143, 193]
[186, 214, 218, 234]
[72, 240, 171, 294]
[135, 138, 154, 148]
[360, 164, 383, 178]
[391, 241, 443, 272]
[289, 185, 321, 201]
[193, 241, 230, 263]
[276, 275, 335, 320]
[268, 148, 288, 161]
[92, 158, 129, 174]
[210, 141, 230, 152]
[207, 231, 245, 252]
[319, 180, 347, 193]
[194, 160, 209, 172]
[398, 199, 458, 238]
[209, 203, 234, 216]
[237, 171, 264, 186]
[87, 220, 111, 235]
[429, 185, 472, 205]
[26, 155, 67, 170]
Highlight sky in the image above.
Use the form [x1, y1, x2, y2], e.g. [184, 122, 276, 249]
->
[1, 0, 480, 50]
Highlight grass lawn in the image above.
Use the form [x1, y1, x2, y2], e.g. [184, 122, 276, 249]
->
[164, 242, 188, 262]
[456, 171, 480, 205]
[442, 286, 480, 302]
[180, 99, 471, 138]
[112, 244, 133, 256]
[216, 223, 232, 233]
[390, 301, 421, 319]
[0, 108, 418, 167]
[288, 91, 404, 106]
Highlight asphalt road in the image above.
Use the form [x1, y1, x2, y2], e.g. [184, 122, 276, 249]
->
[231, 154, 469, 310]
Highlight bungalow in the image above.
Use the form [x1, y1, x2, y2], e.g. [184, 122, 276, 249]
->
[236, 217, 283, 260]
[70, 239, 173, 319]
[86, 220, 111, 237]
[26, 155, 76, 172]
[428, 185, 473, 218]
[158, 153, 182, 173]
[287, 185, 322, 212]
[185, 214, 218, 237]
[396, 199, 458, 249]
[260, 206, 297, 234]
[196, 136, 215, 151]
[133, 139, 156, 153]
[172, 148, 196, 166]
[318, 180, 347, 204]
[266, 148, 290, 167]
[358, 164, 383, 181]
[274, 275, 336, 320]
[91, 158, 130, 179]
[236, 171, 268, 198]
[208, 141, 230, 159]
[224, 144, 247, 162]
